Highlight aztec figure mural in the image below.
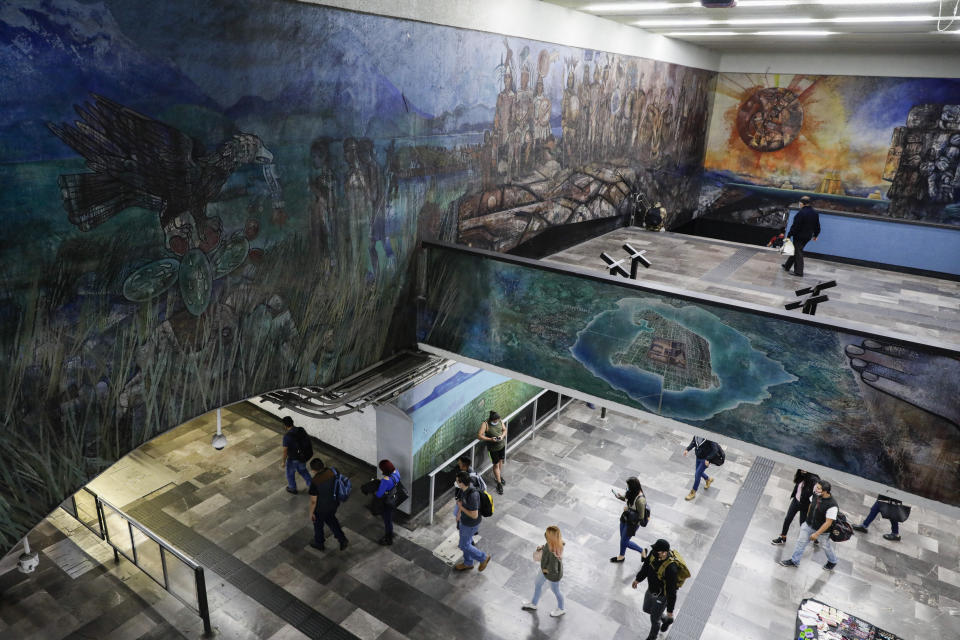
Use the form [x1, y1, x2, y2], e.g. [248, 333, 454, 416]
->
[419, 245, 960, 509]
[700, 73, 960, 228]
[0, 0, 712, 553]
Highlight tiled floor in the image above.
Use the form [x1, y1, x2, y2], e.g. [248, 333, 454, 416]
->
[546, 230, 960, 345]
[2, 403, 957, 639]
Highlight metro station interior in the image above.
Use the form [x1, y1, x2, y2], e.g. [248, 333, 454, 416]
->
[1, 1, 959, 639]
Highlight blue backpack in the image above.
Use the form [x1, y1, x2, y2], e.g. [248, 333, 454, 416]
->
[332, 469, 352, 503]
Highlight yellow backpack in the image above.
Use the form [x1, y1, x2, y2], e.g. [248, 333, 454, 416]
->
[655, 550, 692, 589]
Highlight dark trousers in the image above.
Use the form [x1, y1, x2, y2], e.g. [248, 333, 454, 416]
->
[862, 500, 899, 535]
[779, 497, 807, 538]
[783, 236, 811, 275]
[645, 591, 670, 640]
[313, 509, 346, 546]
[382, 505, 394, 537]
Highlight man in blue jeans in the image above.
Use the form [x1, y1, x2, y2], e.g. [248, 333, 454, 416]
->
[682, 436, 716, 501]
[779, 480, 839, 570]
[280, 416, 312, 494]
[453, 471, 491, 572]
[852, 495, 903, 542]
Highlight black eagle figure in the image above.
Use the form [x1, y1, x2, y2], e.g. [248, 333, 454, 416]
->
[47, 94, 281, 253]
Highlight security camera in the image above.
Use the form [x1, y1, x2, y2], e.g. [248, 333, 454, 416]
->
[211, 433, 227, 450]
[17, 550, 39, 574]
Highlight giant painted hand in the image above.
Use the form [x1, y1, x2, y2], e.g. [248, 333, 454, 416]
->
[845, 339, 960, 427]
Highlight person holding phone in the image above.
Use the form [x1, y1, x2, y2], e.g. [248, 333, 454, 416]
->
[478, 411, 507, 495]
[611, 477, 647, 563]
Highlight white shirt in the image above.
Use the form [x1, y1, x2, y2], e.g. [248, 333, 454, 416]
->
[825, 506, 838, 521]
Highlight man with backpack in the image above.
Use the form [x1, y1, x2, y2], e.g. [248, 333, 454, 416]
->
[682, 436, 723, 501]
[632, 539, 689, 640]
[280, 416, 313, 494]
[779, 480, 840, 571]
[453, 471, 492, 572]
[454, 455, 486, 537]
[307, 458, 348, 551]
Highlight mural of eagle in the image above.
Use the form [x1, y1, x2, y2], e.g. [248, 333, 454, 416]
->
[47, 94, 281, 254]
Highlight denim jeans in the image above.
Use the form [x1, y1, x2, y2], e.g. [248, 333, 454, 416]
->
[458, 522, 486, 567]
[862, 501, 899, 535]
[692, 458, 710, 491]
[619, 521, 644, 556]
[286, 459, 312, 490]
[791, 522, 837, 565]
[313, 509, 346, 546]
[382, 505, 394, 536]
[532, 570, 564, 609]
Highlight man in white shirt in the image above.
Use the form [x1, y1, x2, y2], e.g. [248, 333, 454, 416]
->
[779, 480, 839, 570]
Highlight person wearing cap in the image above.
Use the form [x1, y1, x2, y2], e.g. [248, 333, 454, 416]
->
[782, 195, 820, 277]
[478, 410, 508, 495]
[374, 459, 401, 546]
[631, 539, 679, 640]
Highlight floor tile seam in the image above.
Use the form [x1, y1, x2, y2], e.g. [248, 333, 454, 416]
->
[125, 498, 361, 640]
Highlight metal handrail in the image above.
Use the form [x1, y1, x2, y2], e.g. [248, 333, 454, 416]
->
[62, 487, 213, 636]
[426, 389, 574, 524]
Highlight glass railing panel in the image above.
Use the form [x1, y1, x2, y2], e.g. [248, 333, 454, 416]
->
[163, 549, 198, 609]
[101, 503, 134, 560]
[131, 525, 165, 586]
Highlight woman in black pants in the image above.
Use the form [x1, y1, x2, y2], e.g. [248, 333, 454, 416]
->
[771, 469, 819, 545]
[374, 459, 401, 545]
[610, 477, 647, 563]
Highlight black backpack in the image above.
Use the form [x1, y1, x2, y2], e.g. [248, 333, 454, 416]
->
[292, 427, 313, 462]
[707, 442, 725, 466]
[829, 512, 854, 542]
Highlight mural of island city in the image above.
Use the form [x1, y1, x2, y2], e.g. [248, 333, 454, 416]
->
[0, 0, 714, 552]
[419, 246, 960, 507]
[699, 72, 960, 228]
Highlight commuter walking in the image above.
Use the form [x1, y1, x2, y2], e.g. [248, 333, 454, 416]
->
[308, 458, 348, 551]
[454, 455, 486, 533]
[771, 469, 820, 545]
[522, 525, 566, 617]
[632, 539, 681, 640]
[374, 459, 401, 546]
[478, 411, 507, 495]
[779, 480, 839, 570]
[611, 477, 647, 563]
[453, 471, 491, 572]
[280, 416, 313, 494]
[682, 436, 717, 501]
[781, 195, 820, 277]
[852, 495, 908, 542]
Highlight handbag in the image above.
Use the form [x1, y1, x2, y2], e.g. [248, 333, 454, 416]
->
[383, 476, 408, 509]
[532, 546, 543, 563]
[780, 238, 795, 256]
[642, 590, 663, 614]
[877, 499, 911, 523]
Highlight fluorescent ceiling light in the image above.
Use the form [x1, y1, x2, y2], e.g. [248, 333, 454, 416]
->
[584, 2, 698, 11]
[727, 17, 818, 24]
[637, 15, 939, 27]
[830, 15, 939, 23]
[634, 19, 719, 26]
[665, 31, 739, 36]
[739, 0, 936, 5]
[753, 30, 836, 35]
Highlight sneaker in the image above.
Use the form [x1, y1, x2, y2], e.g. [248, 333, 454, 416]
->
[454, 563, 474, 571]
[339, 539, 349, 551]
[285, 487, 298, 494]
[882, 533, 901, 542]
[377, 536, 393, 546]
[550, 609, 565, 617]
[824, 561, 837, 571]
[496, 482, 504, 495]
[704, 477, 714, 489]
[771, 536, 786, 545]
[779, 559, 798, 567]
[522, 602, 537, 610]
[478, 555, 492, 572]
[851, 524, 868, 533]
[685, 490, 696, 501]
[309, 542, 325, 551]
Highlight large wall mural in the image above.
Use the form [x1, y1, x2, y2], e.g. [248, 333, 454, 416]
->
[700, 73, 960, 228]
[0, 1, 712, 552]
[419, 245, 960, 508]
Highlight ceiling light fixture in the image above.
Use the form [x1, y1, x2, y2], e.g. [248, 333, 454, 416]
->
[829, 14, 938, 22]
[637, 14, 938, 27]
[752, 30, 836, 35]
[583, 2, 699, 11]
[665, 31, 740, 35]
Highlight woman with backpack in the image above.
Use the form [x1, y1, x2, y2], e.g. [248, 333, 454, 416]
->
[611, 477, 647, 563]
[522, 525, 565, 617]
[374, 459, 401, 546]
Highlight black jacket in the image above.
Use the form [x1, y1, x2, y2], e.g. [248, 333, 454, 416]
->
[788, 205, 820, 241]
[791, 471, 819, 509]
[636, 554, 679, 613]
[806, 494, 838, 530]
[686, 436, 716, 460]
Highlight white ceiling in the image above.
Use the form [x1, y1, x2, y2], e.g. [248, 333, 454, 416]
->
[540, 0, 960, 53]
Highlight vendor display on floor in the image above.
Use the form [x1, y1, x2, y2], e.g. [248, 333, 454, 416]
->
[796, 599, 903, 640]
